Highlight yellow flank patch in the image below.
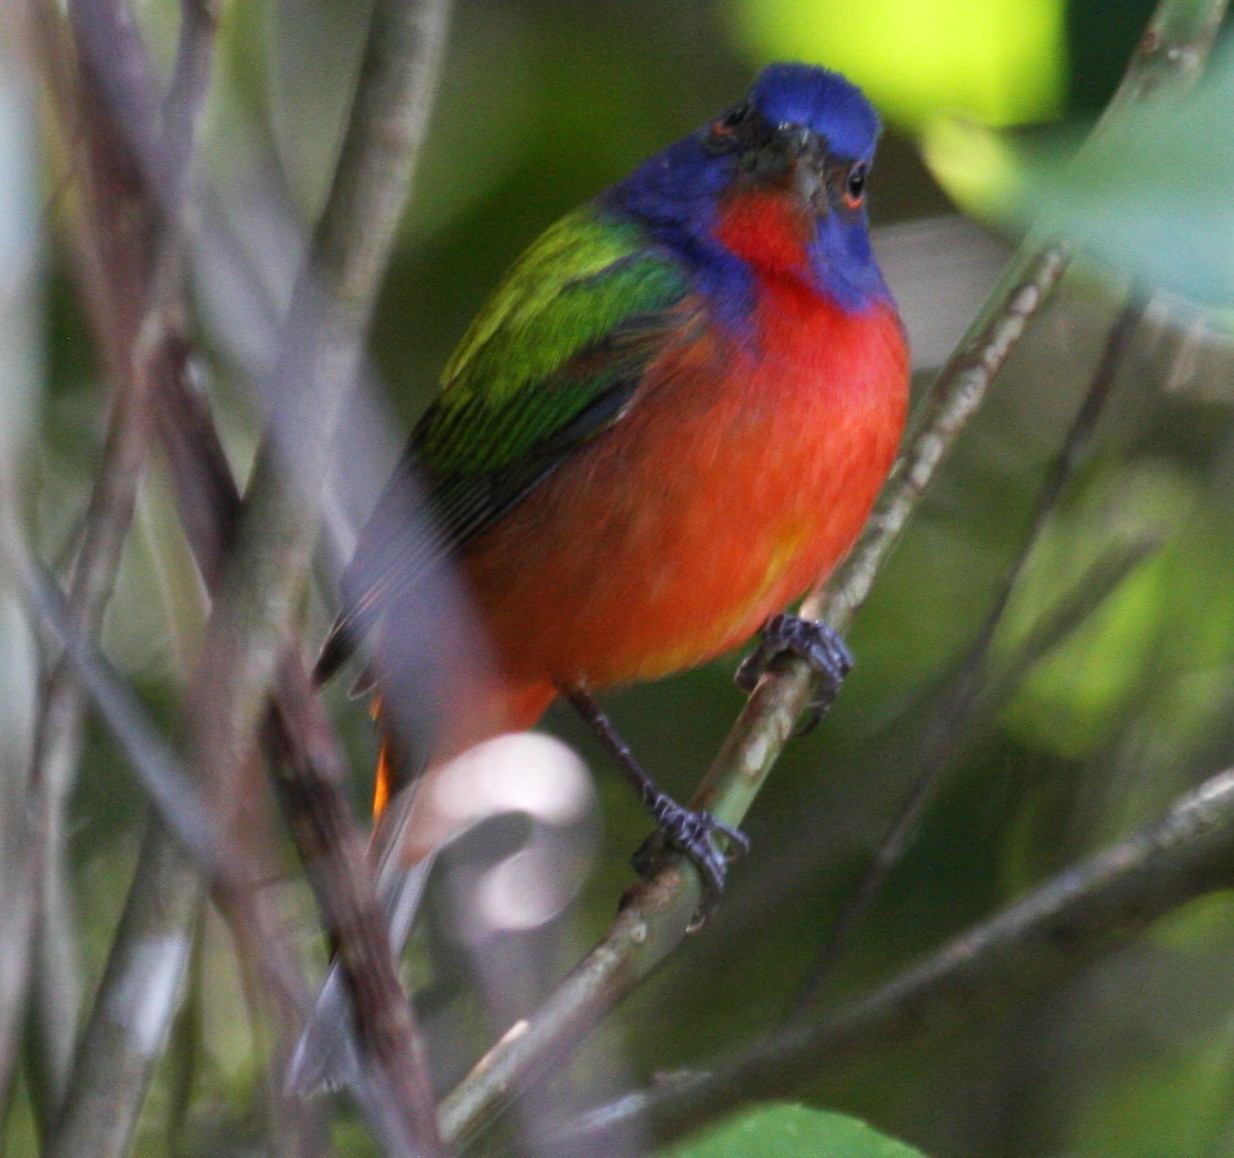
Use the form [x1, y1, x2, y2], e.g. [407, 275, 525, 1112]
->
[714, 520, 813, 633]
[633, 520, 814, 680]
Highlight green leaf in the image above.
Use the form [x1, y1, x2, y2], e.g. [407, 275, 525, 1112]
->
[659, 1103, 928, 1158]
[926, 46, 1234, 308]
[727, 0, 1066, 129]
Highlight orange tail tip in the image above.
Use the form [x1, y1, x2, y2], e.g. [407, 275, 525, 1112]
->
[367, 681, 558, 822]
[372, 736, 394, 819]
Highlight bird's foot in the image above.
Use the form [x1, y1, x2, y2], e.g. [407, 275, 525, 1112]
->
[561, 684, 748, 927]
[735, 613, 853, 735]
[632, 803, 749, 929]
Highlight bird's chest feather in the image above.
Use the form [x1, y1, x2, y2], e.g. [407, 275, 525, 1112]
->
[607, 278, 908, 643]
[465, 211, 907, 685]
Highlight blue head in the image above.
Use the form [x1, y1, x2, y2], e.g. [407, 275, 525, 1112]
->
[605, 63, 892, 321]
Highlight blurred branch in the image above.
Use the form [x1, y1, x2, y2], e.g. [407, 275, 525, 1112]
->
[13, 553, 231, 889]
[557, 763, 1234, 1150]
[986, 536, 1162, 701]
[22, 0, 217, 1123]
[179, 0, 452, 1151]
[25, 1, 340, 1152]
[6, 539, 316, 1157]
[436, 0, 1229, 1146]
[0, 19, 43, 1121]
[46, 822, 203, 1158]
[42, 0, 455, 1143]
[790, 289, 1152, 1011]
[191, 0, 453, 755]
[795, 538, 1160, 1004]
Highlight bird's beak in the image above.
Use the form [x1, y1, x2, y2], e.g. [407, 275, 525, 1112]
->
[766, 123, 828, 213]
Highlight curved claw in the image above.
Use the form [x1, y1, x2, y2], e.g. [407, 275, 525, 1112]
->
[632, 805, 750, 929]
[736, 613, 853, 735]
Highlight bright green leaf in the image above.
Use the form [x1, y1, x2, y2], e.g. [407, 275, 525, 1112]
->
[660, 1103, 927, 1158]
[725, 0, 1065, 129]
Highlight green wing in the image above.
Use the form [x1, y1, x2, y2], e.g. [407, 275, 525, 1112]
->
[316, 205, 692, 682]
[418, 205, 688, 471]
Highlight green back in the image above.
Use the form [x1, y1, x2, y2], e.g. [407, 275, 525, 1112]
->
[316, 203, 693, 681]
[416, 205, 688, 473]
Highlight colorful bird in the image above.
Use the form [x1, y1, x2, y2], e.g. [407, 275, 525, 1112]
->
[319, 61, 909, 897]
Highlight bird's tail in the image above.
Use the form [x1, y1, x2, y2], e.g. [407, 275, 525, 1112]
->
[287, 678, 557, 1096]
[285, 782, 434, 1095]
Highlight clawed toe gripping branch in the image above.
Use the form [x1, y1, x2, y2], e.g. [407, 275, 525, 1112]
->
[561, 684, 748, 923]
[565, 613, 854, 923]
[736, 612, 854, 735]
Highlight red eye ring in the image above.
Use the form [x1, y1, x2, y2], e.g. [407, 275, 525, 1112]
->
[843, 163, 867, 210]
[711, 103, 750, 139]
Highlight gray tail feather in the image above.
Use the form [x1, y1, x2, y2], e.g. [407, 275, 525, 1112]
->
[285, 798, 438, 1096]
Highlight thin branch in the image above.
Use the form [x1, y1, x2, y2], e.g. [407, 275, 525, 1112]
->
[23, 0, 218, 1116]
[0, 16, 44, 1120]
[181, 0, 452, 1151]
[44, 822, 202, 1158]
[150, 107, 455, 1158]
[556, 763, 1234, 1150]
[435, 0, 1229, 1145]
[19, 560, 231, 883]
[6, 544, 318, 1156]
[986, 535, 1162, 703]
[17, 16, 325, 1143]
[790, 289, 1152, 1011]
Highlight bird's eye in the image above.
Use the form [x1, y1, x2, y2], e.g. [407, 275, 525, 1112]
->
[843, 163, 868, 210]
[710, 103, 750, 139]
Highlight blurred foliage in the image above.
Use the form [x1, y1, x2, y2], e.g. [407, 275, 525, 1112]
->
[727, 0, 1066, 128]
[9, 1, 1234, 1156]
[926, 40, 1234, 306]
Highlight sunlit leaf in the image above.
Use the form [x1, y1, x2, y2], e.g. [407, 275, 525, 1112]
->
[725, 0, 1065, 128]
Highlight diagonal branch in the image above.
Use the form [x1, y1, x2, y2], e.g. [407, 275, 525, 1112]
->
[155, 358, 436, 1155]
[789, 288, 1152, 1011]
[21, 0, 218, 1125]
[435, 0, 1230, 1147]
[181, 0, 453, 1152]
[33, 0, 457, 1149]
[556, 762, 1234, 1150]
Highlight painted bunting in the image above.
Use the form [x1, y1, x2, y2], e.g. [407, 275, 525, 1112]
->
[318, 62, 908, 896]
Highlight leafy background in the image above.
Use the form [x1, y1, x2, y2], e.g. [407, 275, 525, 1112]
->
[12, 0, 1234, 1155]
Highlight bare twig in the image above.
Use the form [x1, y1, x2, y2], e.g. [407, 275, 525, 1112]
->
[0, 15, 44, 1118]
[790, 290, 1152, 1010]
[19, 560, 231, 883]
[986, 536, 1163, 703]
[23, 0, 217, 1118]
[150, 127, 453, 1158]
[556, 763, 1234, 1150]
[45, 822, 202, 1158]
[435, 0, 1229, 1145]
[9, 547, 317, 1156]
[182, 0, 452, 1151]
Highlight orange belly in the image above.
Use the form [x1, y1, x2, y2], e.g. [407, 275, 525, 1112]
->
[456, 280, 907, 726]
